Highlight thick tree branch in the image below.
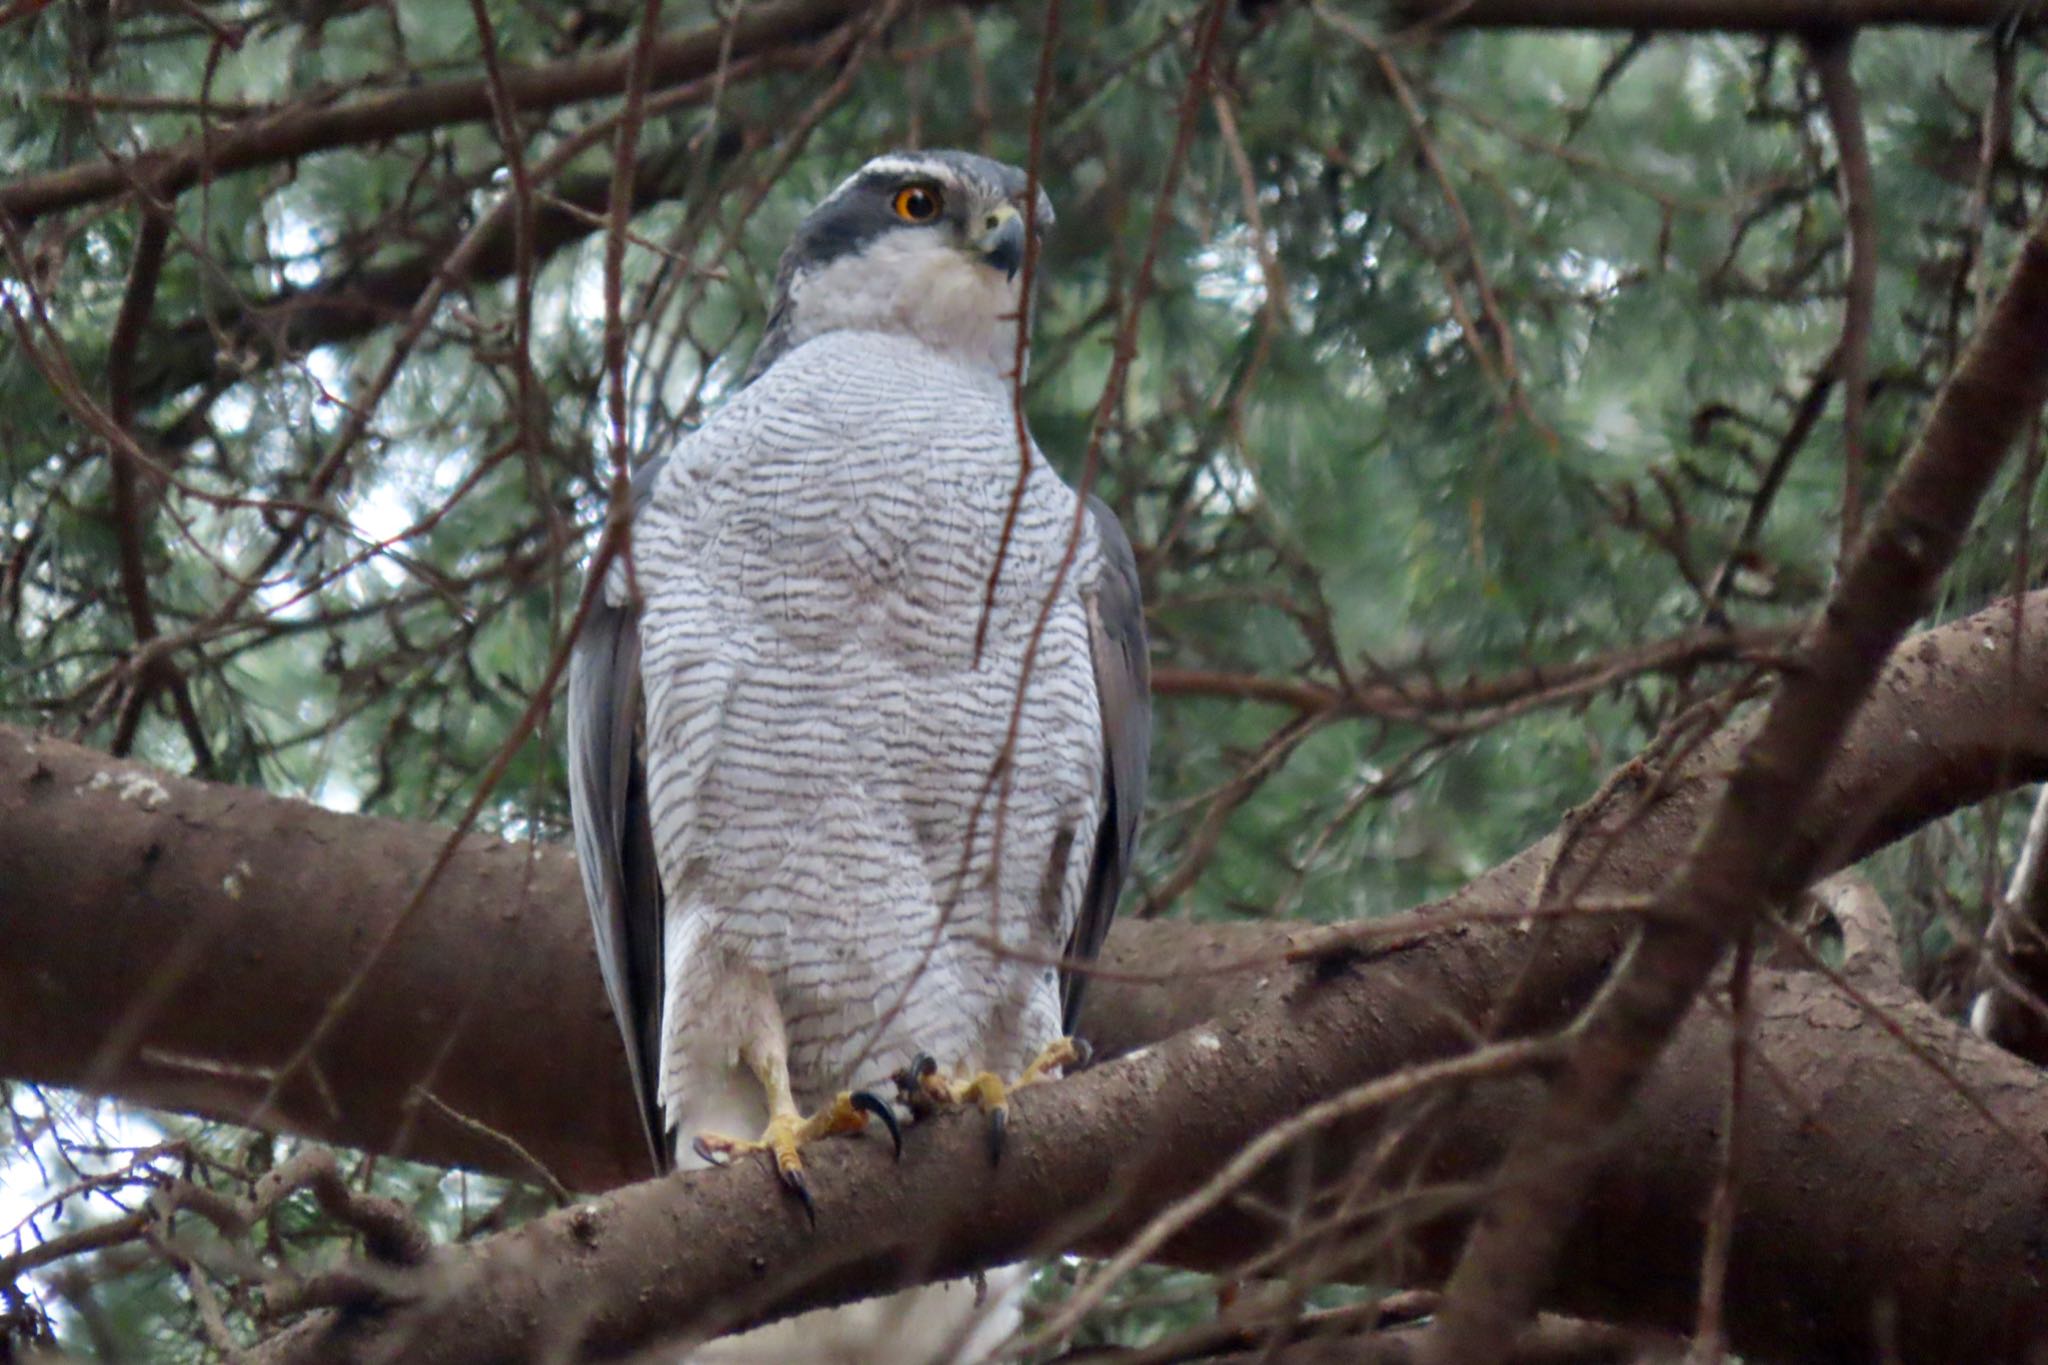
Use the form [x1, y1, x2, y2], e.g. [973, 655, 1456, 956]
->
[8, 595, 2048, 1361]
[1423, 212, 2048, 1361]
[0, 596, 2032, 1187]
[237, 943, 2048, 1364]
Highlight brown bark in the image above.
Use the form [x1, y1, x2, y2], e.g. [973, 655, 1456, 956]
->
[237, 961, 2048, 1365]
[7, 595, 2048, 1361]
[1203, 1316, 1682, 1364]
[0, 728, 651, 1193]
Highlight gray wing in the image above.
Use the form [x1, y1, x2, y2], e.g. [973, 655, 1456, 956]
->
[567, 456, 671, 1176]
[1061, 495, 1152, 1033]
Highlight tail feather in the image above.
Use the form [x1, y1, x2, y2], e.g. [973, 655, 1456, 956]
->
[686, 1270, 1030, 1365]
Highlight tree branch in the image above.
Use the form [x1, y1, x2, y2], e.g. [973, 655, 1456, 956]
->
[1150, 624, 1792, 724]
[0, 0, 2027, 235]
[1392, 0, 2029, 29]
[0, 0, 885, 228]
[128, 135, 728, 415]
[1809, 29, 1878, 562]
[236, 939, 2048, 1363]
[8, 595, 2048, 1361]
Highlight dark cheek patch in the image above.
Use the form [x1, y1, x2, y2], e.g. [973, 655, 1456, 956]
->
[795, 204, 896, 272]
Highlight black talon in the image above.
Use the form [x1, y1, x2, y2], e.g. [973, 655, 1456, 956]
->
[894, 1054, 941, 1120]
[851, 1089, 902, 1160]
[782, 1164, 816, 1228]
[987, 1104, 1007, 1166]
[1070, 1037, 1094, 1070]
[691, 1136, 728, 1168]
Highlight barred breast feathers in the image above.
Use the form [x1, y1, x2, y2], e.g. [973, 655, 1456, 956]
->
[632, 328, 1107, 1099]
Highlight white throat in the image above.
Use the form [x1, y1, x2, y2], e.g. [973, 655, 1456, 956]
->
[782, 235, 1031, 381]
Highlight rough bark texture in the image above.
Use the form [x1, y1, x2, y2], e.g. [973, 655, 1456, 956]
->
[263, 960, 2044, 1365]
[224, 965, 2048, 1365]
[8, 596, 2048, 1362]
[0, 730, 651, 1192]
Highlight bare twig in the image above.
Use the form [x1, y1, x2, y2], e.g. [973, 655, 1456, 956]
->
[0, 0, 923, 226]
[1808, 30, 1877, 565]
[1022, 1037, 1562, 1353]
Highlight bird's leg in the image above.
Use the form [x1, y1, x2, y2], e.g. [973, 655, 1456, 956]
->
[894, 1036, 1090, 1163]
[691, 1044, 900, 1225]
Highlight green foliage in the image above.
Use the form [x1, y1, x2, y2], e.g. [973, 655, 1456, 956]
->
[5, 0, 2048, 1354]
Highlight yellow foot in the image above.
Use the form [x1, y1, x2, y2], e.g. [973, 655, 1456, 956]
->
[894, 1037, 1091, 1164]
[691, 1090, 900, 1223]
[1018, 1035, 1089, 1086]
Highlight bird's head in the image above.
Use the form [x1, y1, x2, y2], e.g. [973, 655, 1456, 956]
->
[747, 150, 1056, 384]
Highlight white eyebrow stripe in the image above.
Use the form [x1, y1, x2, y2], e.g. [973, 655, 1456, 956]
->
[827, 157, 965, 204]
[857, 156, 950, 181]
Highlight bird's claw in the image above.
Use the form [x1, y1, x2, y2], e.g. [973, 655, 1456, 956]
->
[850, 1088, 902, 1160]
[987, 1102, 1008, 1165]
[780, 1161, 816, 1227]
[890, 1038, 1090, 1166]
[690, 1088, 894, 1224]
[893, 1053, 943, 1121]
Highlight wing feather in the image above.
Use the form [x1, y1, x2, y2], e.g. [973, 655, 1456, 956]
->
[567, 458, 671, 1175]
[1062, 495, 1151, 1032]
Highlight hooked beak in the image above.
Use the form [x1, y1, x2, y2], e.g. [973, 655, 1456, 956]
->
[975, 204, 1027, 281]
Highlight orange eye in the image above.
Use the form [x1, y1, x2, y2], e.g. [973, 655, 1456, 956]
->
[892, 185, 944, 223]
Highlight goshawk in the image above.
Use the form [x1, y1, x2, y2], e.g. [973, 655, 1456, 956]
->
[568, 151, 1150, 1253]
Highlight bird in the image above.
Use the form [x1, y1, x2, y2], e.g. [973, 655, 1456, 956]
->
[566, 149, 1151, 1362]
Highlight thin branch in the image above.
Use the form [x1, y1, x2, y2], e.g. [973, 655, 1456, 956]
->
[1809, 30, 1878, 564]
[1022, 1037, 1562, 1352]
[1392, 0, 2026, 29]
[1152, 625, 1791, 723]
[0, 0, 921, 227]
[1689, 929, 1749, 1360]
[1703, 370, 1837, 616]
[102, 208, 214, 766]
